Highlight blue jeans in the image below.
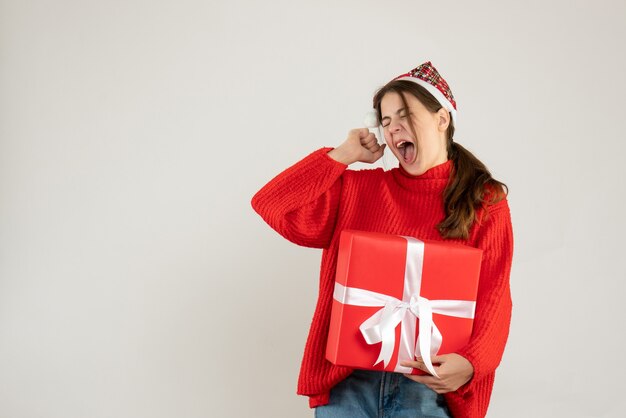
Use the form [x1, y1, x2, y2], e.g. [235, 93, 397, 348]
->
[314, 369, 452, 418]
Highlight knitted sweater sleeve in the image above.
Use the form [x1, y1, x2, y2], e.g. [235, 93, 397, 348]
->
[454, 198, 514, 396]
[251, 147, 347, 249]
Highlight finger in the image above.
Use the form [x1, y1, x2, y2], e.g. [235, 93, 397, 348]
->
[409, 377, 448, 394]
[366, 142, 381, 153]
[402, 373, 435, 385]
[403, 374, 442, 393]
[362, 149, 383, 163]
[360, 134, 377, 147]
[417, 356, 444, 372]
[353, 128, 371, 139]
[364, 147, 385, 164]
[400, 358, 428, 373]
[430, 355, 447, 364]
[361, 135, 378, 145]
[405, 359, 443, 378]
[399, 360, 418, 368]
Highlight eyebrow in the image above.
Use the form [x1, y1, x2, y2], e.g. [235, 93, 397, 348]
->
[380, 108, 407, 122]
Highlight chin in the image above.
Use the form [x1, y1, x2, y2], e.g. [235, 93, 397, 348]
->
[399, 160, 427, 176]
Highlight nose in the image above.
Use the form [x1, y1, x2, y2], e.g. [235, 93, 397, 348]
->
[388, 118, 403, 133]
[384, 120, 402, 144]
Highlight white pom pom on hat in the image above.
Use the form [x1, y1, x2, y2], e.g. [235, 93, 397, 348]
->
[390, 61, 457, 125]
[363, 110, 378, 129]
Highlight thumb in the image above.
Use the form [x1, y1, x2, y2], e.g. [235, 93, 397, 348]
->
[429, 354, 447, 364]
[355, 127, 371, 139]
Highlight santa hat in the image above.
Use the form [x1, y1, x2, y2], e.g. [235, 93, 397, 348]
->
[392, 61, 457, 125]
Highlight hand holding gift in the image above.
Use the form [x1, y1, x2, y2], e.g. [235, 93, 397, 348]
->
[401, 353, 474, 394]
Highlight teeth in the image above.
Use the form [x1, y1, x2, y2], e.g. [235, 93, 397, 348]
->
[397, 140, 410, 148]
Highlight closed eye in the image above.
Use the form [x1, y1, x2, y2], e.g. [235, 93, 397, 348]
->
[382, 113, 410, 128]
[381, 107, 410, 127]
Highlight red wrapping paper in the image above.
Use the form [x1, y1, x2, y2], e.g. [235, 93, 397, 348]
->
[326, 230, 483, 375]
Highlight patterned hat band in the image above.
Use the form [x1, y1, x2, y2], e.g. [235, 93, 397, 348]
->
[391, 61, 457, 125]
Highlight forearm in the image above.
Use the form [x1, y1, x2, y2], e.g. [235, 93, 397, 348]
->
[457, 285, 512, 380]
[251, 147, 347, 248]
[455, 201, 514, 394]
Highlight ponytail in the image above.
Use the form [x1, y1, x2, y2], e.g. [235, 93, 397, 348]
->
[438, 142, 507, 239]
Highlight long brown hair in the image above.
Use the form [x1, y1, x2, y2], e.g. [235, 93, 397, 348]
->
[373, 80, 507, 240]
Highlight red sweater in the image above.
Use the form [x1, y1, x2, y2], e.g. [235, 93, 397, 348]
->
[251, 148, 514, 418]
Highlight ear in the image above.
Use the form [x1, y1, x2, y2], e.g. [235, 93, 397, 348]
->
[437, 108, 450, 132]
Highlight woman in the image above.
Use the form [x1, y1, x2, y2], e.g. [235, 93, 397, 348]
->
[251, 61, 513, 418]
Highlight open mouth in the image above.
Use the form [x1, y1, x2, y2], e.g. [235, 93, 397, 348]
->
[396, 140, 416, 163]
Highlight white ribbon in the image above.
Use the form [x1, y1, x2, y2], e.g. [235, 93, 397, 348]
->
[332, 236, 476, 377]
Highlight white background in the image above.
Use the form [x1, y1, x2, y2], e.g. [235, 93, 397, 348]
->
[1, 1, 625, 417]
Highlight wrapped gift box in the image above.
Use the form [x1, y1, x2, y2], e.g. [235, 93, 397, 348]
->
[326, 230, 483, 376]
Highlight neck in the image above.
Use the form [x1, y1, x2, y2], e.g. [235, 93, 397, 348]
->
[391, 159, 453, 193]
